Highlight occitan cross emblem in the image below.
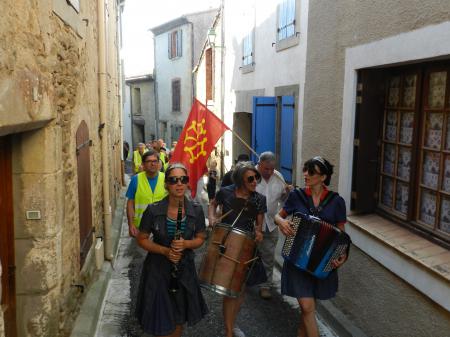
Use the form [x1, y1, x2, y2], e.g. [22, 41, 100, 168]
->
[183, 118, 208, 164]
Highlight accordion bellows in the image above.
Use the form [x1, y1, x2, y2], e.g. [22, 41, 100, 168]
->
[282, 212, 351, 279]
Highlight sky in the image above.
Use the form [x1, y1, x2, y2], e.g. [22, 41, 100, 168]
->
[122, 0, 220, 77]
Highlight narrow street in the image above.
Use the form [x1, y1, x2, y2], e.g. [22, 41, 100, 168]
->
[95, 206, 338, 337]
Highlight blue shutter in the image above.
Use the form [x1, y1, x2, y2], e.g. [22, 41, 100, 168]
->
[252, 97, 277, 163]
[279, 96, 295, 183]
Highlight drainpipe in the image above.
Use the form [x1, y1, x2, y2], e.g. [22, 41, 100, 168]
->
[97, 0, 113, 260]
[220, 2, 226, 177]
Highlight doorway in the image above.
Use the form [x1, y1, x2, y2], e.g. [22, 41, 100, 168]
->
[0, 136, 17, 337]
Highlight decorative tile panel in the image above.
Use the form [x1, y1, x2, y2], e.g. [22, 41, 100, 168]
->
[388, 77, 400, 107]
[397, 147, 411, 181]
[422, 151, 440, 189]
[440, 198, 450, 233]
[395, 181, 409, 215]
[400, 112, 414, 145]
[428, 71, 446, 109]
[424, 112, 443, 149]
[383, 144, 396, 175]
[420, 189, 436, 226]
[403, 75, 417, 108]
[443, 156, 450, 193]
[385, 110, 397, 142]
[381, 177, 394, 207]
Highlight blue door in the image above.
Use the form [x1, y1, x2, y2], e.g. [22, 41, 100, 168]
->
[252, 97, 277, 163]
[280, 96, 295, 183]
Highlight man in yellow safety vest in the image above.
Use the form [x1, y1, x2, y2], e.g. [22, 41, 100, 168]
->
[126, 149, 168, 236]
[132, 143, 148, 174]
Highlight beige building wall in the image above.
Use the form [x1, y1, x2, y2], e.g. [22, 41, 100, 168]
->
[302, 0, 450, 191]
[0, 0, 122, 336]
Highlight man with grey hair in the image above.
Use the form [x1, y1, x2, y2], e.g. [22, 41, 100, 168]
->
[256, 151, 292, 299]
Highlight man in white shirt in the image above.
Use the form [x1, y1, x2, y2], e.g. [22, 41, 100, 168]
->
[256, 152, 292, 299]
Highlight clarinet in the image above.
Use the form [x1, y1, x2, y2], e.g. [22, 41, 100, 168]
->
[169, 200, 183, 293]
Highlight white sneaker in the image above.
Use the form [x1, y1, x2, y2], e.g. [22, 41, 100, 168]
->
[232, 326, 246, 337]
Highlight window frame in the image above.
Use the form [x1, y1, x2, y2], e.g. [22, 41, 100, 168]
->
[275, 0, 300, 52]
[168, 29, 182, 60]
[171, 78, 181, 112]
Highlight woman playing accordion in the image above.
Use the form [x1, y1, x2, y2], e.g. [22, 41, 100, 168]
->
[275, 156, 347, 337]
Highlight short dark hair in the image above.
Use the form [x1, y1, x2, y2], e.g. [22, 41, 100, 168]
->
[235, 153, 250, 163]
[232, 161, 260, 188]
[142, 149, 159, 162]
[303, 156, 334, 186]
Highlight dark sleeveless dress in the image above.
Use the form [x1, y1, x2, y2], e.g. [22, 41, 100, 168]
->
[281, 188, 347, 300]
[136, 197, 208, 336]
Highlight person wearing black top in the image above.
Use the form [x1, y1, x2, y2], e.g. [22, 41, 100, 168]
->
[136, 163, 208, 337]
[221, 153, 250, 188]
[208, 161, 267, 337]
[275, 157, 348, 337]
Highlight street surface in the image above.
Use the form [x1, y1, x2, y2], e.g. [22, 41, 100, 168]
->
[95, 210, 338, 337]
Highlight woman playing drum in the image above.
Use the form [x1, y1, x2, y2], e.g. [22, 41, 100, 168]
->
[275, 156, 347, 337]
[136, 163, 208, 337]
[208, 161, 267, 337]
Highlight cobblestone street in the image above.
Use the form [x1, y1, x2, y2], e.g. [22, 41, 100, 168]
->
[95, 211, 338, 337]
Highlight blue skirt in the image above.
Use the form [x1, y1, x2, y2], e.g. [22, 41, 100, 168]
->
[281, 260, 338, 300]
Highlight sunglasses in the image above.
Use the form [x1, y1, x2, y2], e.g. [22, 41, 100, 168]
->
[246, 174, 261, 183]
[302, 167, 322, 176]
[166, 176, 189, 185]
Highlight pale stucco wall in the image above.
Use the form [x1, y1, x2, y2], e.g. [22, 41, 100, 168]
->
[302, 0, 450, 192]
[0, 0, 122, 336]
[223, 0, 308, 176]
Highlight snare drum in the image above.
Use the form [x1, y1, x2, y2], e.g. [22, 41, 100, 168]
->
[198, 223, 257, 298]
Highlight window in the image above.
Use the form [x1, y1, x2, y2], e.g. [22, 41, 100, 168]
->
[242, 33, 253, 66]
[205, 48, 213, 101]
[172, 79, 181, 112]
[132, 87, 141, 115]
[378, 64, 450, 240]
[277, 0, 296, 41]
[168, 30, 182, 59]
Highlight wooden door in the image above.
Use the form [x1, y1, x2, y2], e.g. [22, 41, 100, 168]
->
[76, 121, 93, 269]
[252, 96, 277, 162]
[0, 136, 17, 337]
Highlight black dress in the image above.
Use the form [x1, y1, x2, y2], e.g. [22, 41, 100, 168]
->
[136, 197, 208, 336]
[215, 185, 267, 286]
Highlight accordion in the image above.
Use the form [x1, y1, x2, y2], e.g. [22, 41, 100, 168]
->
[282, 212, 351, 279]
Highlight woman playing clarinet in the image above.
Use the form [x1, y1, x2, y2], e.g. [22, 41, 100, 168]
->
[136, 163, 208, 337]
[275, 156, 348, 337]
[208, 161, 267, 337]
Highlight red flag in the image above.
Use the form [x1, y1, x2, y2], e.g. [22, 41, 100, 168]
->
[170, 99, 230, 197]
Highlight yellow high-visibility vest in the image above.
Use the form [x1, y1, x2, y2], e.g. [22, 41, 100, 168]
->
[160, 152, 168, 171]
[133, 172, 167, 227]
[133, 150, 143, 173]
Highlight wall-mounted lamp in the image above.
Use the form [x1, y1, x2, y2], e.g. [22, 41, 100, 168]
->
[207, 28, 224, 48]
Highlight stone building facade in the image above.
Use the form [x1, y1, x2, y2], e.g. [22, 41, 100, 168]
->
[0, 1, 123, 336]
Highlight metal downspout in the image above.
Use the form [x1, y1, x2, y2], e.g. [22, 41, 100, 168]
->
[97, 0, 113, 260]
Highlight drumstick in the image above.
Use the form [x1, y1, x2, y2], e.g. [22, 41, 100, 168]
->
[215, 209, 233, 223]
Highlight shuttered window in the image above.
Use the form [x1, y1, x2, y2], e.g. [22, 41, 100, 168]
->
[277, 0, 296, 41]
[172, 79, 181, 112]
[242, 33, 253, 66]
[168, 29, 182, 59]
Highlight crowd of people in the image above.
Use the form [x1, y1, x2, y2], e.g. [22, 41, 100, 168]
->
[125, 146, 348, 337]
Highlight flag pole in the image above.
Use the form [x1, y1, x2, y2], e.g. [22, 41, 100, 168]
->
[229, 129, 259, 160]
[228, 129, 288, 187]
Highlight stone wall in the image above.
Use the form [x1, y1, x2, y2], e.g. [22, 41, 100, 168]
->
[0, 0, 122, 336]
